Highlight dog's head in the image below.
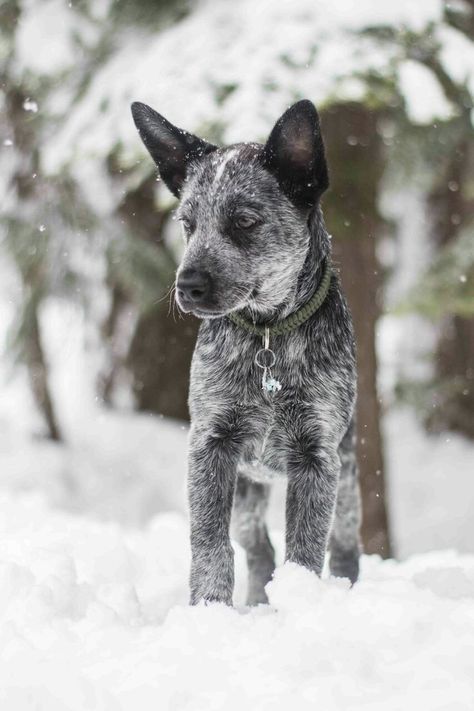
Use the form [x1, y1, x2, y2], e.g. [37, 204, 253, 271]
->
[131, 100, 328, 318]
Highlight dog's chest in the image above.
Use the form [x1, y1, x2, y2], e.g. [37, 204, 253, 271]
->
[192, 322, 313, 398]
[190, 319, 347, 482]
[238, 418, 287, 483]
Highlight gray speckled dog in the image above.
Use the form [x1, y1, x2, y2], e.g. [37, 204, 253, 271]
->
[131, 99, 361, 605]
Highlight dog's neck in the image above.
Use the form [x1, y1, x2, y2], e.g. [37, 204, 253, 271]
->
[241, 206, 331, 325]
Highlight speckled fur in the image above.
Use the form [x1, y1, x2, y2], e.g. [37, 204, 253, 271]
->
[131, 100, 362, 605]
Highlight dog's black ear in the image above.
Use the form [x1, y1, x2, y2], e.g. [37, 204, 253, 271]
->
[131, 102, 217, 197]
[263, 100, 329, 208]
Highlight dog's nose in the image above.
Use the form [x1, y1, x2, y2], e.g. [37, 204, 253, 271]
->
[177, 269, 211, 304]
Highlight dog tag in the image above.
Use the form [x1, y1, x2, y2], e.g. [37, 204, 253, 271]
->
[255, 328, 282, 394]
[262, 373, 282, 393]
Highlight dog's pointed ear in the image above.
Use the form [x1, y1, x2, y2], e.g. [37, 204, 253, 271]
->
[262, 100, 329, 208]
[131, 102, 217, 197]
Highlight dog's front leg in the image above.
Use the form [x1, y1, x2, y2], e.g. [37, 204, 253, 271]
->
[188, 425, 240, 605]
[285, 431, 339, 575]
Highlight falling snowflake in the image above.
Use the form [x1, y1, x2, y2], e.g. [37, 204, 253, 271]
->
[23, 98, 38, 113]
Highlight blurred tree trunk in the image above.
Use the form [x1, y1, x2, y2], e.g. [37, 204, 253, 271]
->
[101, 174, 198, 419]
[322, 103, 392, 557]
[427, 135, 474, 439]
[24, 305, 62, 441]
[3, 81, 63, 442]
[408, 6, 474, 440]
[128, 307, 198, 420]
[98, 282, 129, 406]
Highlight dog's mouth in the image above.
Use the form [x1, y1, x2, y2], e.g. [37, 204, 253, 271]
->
[177, 288, 258, 320]
[189, 306, 227, 319]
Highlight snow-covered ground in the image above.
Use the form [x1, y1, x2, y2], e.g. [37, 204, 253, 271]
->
[1, 492, 474, 710]
[385, 407, 474, 559]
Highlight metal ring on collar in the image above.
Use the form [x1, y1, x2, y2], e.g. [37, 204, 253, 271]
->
[255, 348, 276, 369]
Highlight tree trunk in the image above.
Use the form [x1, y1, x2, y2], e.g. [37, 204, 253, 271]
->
[128, 308, 198, 420]
[25, 305, 62, 441]
[322, 103, 392, 557]
[3, 78, 63, 442]
[434, 314, 474, 438]
[97, 283, 129, 406]
[427, 135, 474, 438]
[103, 173, 199, 419]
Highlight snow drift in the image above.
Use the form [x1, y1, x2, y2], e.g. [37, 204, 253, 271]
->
[1, 493, 474, 711]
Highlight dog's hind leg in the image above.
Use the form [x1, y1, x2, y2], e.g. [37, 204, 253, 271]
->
[329, 416, 362, 584]
[232, 475, 275, 605]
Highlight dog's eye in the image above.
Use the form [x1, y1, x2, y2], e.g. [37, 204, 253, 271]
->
[235, 215, 257, 230]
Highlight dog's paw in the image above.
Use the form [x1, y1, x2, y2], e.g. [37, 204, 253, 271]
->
[329, 548, 360, 585]
[246, 587, 269, 606]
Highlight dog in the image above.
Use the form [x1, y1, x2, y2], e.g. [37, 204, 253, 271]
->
[131, 99, 361, 605]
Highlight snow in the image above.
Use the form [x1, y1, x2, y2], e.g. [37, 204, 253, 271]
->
[385, 407, 474, 558]
[35, 0, 453, 184]
[437, 24, 474, 92]
[0, 279, 188, 526]
[22, 98, 38, 114]
[15, 0, 76, 75]
[14, 0, 98, 77]
[398, 60, 455, 125]
[1, 492, 474, 710]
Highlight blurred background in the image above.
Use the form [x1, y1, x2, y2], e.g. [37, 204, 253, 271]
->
[0, 0, 473, 561]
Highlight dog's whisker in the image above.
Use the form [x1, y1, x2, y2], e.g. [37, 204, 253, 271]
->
[151, 283, 176, 312]
[168, 284, 177, 319]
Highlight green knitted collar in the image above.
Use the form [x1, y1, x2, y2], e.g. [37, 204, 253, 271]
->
[227, 257, 332, 337]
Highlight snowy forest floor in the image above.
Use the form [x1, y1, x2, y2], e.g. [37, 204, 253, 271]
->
[1, 492, 474, 710]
